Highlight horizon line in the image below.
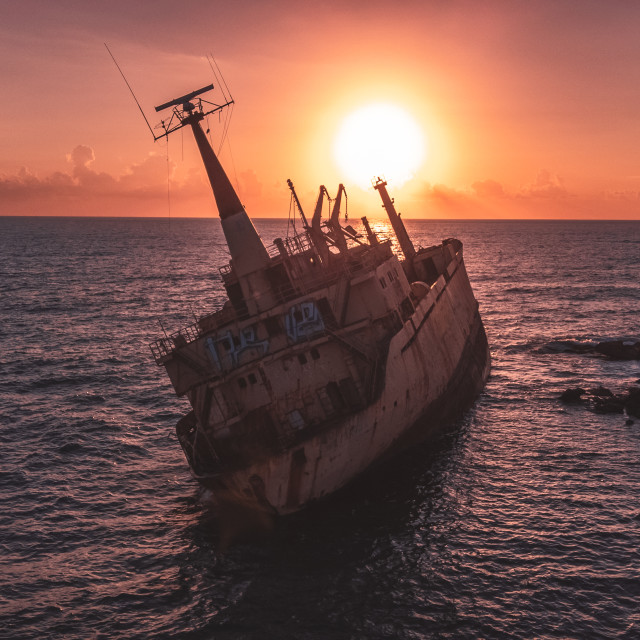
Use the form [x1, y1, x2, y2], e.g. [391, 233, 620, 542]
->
[1, 215, 639, 223]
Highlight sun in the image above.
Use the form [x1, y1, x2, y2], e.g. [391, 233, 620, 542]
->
[333, 103, 426, 189]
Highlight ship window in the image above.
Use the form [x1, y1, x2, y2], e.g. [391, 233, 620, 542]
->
[288, 410, 305, 430]
[264, 316, 282, 336]
[237, 377, 247, 389]
[298, 353, 307, 365]
[379, 278, 387, 289]
[326, 381, 346, 412]
[248, 373, 257, 385]
[310, 348, 320, 360]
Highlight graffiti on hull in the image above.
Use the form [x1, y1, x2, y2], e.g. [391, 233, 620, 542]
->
[206, 326, 269, 371]
[286, 301, 324, 342]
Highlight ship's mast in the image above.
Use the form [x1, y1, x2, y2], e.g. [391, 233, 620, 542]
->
[373, 177, 415, 260]
[154, 86, 275, 312]
[185, 111, 271, 275]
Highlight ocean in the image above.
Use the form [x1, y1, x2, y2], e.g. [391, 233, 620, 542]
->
[1, 216, 639, 639]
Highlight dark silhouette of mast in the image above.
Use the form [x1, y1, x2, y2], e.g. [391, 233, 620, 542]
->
[373, 177, 415, 260]
[154, 86, 275, 311]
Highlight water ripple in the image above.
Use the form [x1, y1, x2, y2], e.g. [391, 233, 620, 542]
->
[1, 218, 639, 639]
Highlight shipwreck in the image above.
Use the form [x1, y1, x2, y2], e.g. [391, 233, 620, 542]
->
[149, 85, 491, 515]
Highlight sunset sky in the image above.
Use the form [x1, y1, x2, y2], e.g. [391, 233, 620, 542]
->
[2, 0, 640, 219]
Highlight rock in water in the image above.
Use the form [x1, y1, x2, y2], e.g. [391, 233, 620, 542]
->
[594, 340, 640, 360]
[560, 388, 586, 403]
[590, 386, 613, 397]
[593, 396, 625, 414]
[625, 388, 640, 419]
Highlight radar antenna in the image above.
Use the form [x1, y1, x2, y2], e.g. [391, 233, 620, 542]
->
[153, 84, 234, 141]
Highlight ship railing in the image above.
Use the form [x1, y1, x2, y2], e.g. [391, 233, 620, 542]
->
[150, 337, 175, 362]
[284, 233, 312, 255]
[267, 243, 281, 258]
[219, 232, 313, 277]
[150, 316, 207, 363]
[198, 305, 237, 333]
[150, 243, 395, 362]
[273, 246, 391, 300]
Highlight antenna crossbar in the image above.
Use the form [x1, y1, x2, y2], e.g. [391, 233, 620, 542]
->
[155, 84, 214, 112]
[153, 96, 234, 142]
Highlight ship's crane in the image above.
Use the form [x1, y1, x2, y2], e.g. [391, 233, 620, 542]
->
[286, 179, 310, 229]
[287, 180, 332, 264]
[328, 184, 349, 255]
[311, 185, 331, 263]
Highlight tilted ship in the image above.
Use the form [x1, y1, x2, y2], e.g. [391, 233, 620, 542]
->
[150, 85, 491, 515]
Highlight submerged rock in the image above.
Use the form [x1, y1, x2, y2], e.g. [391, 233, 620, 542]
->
[541, 341, 593, 354]
[594, 340, 640, 360]
[560, 387, 585, 403]
[559, 385, 640, 419]
[593, 396, 625, 414]
[626, 388, 640, 419]
[543, 339, 640, 360]
[590, 386, 613, 397]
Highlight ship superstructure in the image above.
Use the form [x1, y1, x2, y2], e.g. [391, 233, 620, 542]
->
[150, 86, 491, 514]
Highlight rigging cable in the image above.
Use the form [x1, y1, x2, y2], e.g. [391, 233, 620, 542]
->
[218, 102, 234, 155]
[208, 53, 233, 102]
[165, 137, 172, 228]
[206, 53, 235, 154]
[104, 43, 154, 139]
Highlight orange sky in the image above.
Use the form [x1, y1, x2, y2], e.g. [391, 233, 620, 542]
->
[2, 0, 640, 219]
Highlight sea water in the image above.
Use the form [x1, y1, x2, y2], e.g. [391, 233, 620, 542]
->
[1, 217, 639, 639]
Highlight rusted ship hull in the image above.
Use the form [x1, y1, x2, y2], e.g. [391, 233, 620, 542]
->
[197, 250, 490, 515]
[148, 84, 491, 518]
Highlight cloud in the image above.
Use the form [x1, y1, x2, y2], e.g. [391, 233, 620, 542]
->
[519, 169, 568, 199]
[406, 170, 639, 219]
[68, 145, 95, 169]
[0, 145, 212, 216]
[472, 179, 505, 198]
[3, 153, 639, 219]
